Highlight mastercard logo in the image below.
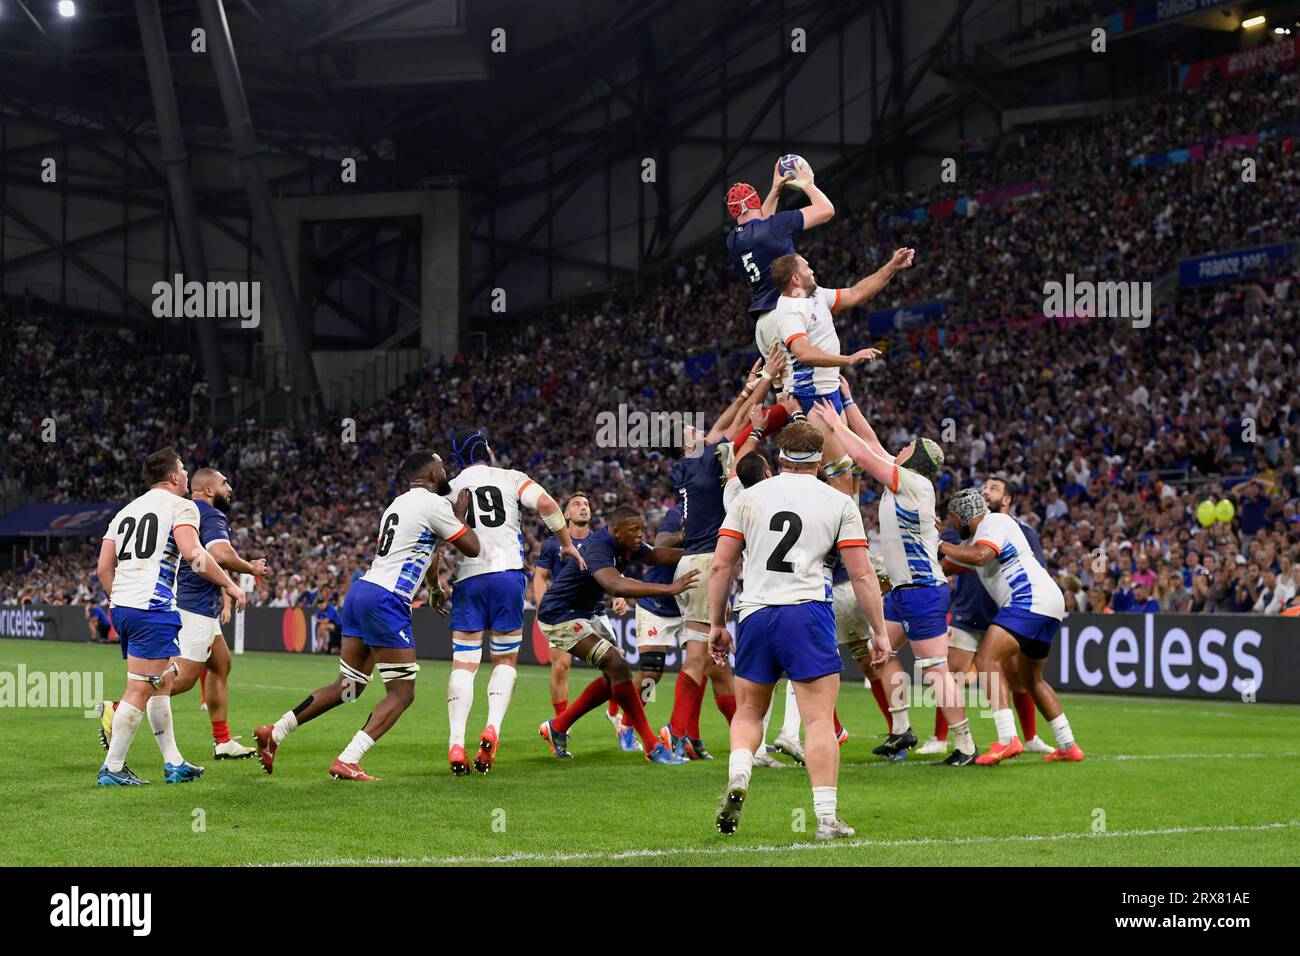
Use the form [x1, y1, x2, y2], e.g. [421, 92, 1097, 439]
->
[281, 608, 307, 652]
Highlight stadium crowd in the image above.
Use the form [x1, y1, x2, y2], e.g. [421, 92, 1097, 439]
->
[2, 59, 1298, 619]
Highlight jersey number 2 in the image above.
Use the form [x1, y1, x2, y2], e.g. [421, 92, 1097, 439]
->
[764, 511, 803, 572]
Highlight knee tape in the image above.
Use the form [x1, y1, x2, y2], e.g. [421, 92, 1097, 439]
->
[340, 661, 371, 693]
[452, 635, 483, 665]
[848, 640, 873, 661]
[583, 638, 615, 668]
[916, 655, 948, 671]
[378, 661, 421, 683]
[490, 634, 522, 655]
[822, 454, 855, 480]
[128, 662, 177, 688]
[638, 651, 666, 673]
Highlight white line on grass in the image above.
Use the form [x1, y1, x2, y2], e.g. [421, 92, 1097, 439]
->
[855, 751, 1299, 767]
[263, 819, 1300, 867]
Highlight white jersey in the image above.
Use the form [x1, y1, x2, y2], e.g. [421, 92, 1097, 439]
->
[878, 465, 946, 587]
[968, 512, 1065, 619]
[720, 472, 866, 621]
[361, 487, 468, 604]
[447, 464, 534, 581]
[755, 286, 843, 398]
[104, 488, 201, 612]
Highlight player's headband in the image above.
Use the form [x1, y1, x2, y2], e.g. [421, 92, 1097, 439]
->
[451, 430, 490, 467]
[726, 183, 761, 219]
[779, 449, 822, 464]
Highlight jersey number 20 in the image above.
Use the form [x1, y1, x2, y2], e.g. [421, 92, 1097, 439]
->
[115, 514, 160, 560]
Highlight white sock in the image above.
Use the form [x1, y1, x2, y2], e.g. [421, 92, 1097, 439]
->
[890, 706, 910, 735]
[728, 748, 754, 788]
[993, 708, 1017, 745]
[759, 692, 774, 751]
[447, 668, 475, 748]
[1049, 713, 1075, 750]
[812, 786, 837, 820]
[485, 664, 517, 732]
[950, 717, 975, 755]
[146, 696, 184, 765]
[106, 701, 144, 772]
[272, 710, 298, 744]
[781, 680, 802, 738]
[339, 730, 375, 765]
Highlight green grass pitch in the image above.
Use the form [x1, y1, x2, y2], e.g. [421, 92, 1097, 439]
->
[2, 638, 1297, 866]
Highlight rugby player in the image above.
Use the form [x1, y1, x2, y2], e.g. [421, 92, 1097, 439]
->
[444, 427, 586, 774]
[537, 506, 698, 764]
[253, 452, 480, 780]
[810, 401, 979, 765]
[919, 476, 1054, 755]
[710, 423, 889, 837]
[939, 490, 1083, 763]
[95, 449, 247, 785]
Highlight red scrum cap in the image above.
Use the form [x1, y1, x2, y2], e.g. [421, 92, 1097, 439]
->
[726, 182, 761, 219]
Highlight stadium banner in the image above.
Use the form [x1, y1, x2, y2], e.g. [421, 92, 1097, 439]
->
[5, 607, 1297, 702]
[0, 502, 121, 537]
[1051, 614, 1300, 703]
[1178, 242, 1295, 288]
[1178, 36, 1300, 90]
[864, 300, 948, 335]
[1107, 0, 1233, 37]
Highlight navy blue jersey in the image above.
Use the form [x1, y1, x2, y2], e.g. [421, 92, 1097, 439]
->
[536, 536, 561, 575]
[726, 209, 804, 314]
[945, 518, 1044, 629]
[671, 441, 729, 556]
[175, 500, 230, 617]
[537, 529, 652, 625]
[639, 507, 683, 619]
[537, 532, 604, 616]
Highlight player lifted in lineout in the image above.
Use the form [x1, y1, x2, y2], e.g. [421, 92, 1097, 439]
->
[709, 423, 889, 838]
[755, 250, 913, 495]
[444, 427, 586, 775]
[254, 452, 480, 780]
[537, 505, 699, 764]
[95, 449, 247, 786]
[726, 154, 835, 323]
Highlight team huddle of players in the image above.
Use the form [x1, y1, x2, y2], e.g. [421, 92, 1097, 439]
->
[91, 154, 1082, 843]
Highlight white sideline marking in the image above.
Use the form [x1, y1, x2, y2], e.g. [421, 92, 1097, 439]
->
[264, 819, 1300, 867]
[1117, 706, 1297, 720]
[856, 750, 1299, 767]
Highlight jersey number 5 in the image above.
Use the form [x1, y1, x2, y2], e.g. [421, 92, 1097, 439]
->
[765, 511, 803, 572]
[741, 252, 761, 285]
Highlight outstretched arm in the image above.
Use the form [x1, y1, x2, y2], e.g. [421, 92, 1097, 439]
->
[592, 566, 698, 599]
[808, 400, 896, 488]
[834, 248, 914, 311]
